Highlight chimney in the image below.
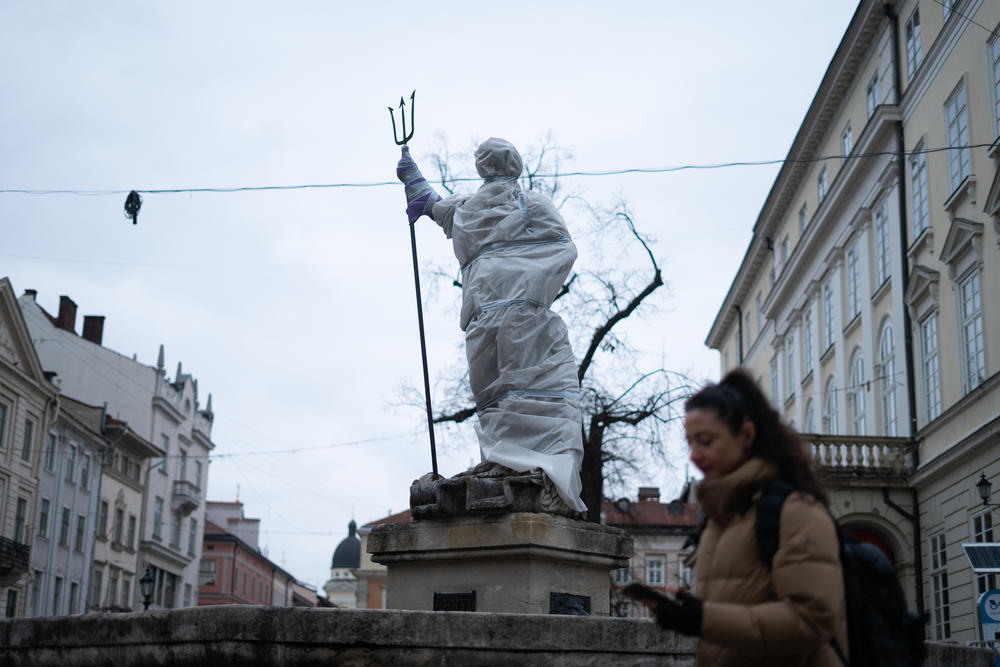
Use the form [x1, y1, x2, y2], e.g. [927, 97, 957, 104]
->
[56, 296, 78, 333]
[23, 289, 37, 300]
[637, 487, 661, 502]
[82, 316, 105, 345]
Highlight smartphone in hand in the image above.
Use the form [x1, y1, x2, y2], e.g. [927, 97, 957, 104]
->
[620, 582, 676, 605]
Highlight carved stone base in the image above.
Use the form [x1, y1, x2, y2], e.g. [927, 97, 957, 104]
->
[368, 512, 633, 615]
[409, 464, 583, 519]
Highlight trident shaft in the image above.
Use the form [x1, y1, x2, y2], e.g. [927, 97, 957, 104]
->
[388, 90, 438, 477]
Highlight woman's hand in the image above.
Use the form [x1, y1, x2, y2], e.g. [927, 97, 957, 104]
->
[648, 588, 704, 636]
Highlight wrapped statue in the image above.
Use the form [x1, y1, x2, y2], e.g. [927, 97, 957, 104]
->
[397, 138, 587, 514]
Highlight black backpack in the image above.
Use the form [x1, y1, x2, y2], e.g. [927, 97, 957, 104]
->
[753, 479, 925, 667]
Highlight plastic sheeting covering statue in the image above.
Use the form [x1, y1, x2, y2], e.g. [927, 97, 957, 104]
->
[397, 138, 586, 514]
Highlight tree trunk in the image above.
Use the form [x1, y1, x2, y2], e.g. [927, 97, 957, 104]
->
[580, 418, 605, 522]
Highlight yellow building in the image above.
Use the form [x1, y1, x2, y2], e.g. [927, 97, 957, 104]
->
[706, 0, 999, 645]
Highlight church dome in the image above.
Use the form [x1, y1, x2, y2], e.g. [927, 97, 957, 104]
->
[331, 520, 361, 569]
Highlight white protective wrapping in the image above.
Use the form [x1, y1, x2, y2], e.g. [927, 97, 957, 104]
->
[431, 138, 586, 512]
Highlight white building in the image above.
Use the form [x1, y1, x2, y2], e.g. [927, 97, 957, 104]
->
[19, 290, 215, 610]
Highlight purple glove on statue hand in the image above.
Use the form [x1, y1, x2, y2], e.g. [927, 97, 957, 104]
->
[396, 146, 441, 224]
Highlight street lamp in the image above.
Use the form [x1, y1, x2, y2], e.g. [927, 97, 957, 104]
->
[975, 473, 1000, 508]
[140, 567, 155, 611]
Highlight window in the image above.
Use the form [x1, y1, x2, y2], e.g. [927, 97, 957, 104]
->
[44, 433, 56, 471]
[972, 511, 997, 596]
[170, 511, 182, 548]
[803, 307, 813, 376]
[911, 145, 929, 236]
[200, 559, 218, 586]
[183, 583, 192, 608]
[867, 73, 879, 117]
[756, 292, 763, 335]
[127, 514, 136, 549]
[52, 577, 63, 616]
[825, 377, 839, 434]
[98, 500, 108, 538]
[177, 449, 187, 482]
[91, 569, 103, 610]
[153, 497, 164, 540]
[122, 578, 131, 610]
[108, 571, 118, 609]
[786, 332, 795, 400]
[30, 571, 42, 617]
[647, 557, 664, 585]
[0, 404, 6, 451]
[992, 36, 1000, 134]
[804, 400, 815, 433]
[942, 0, 956, 22]
[194, 460, 203, 488]
[817, 166, 828, 203]
[905, 8, 922, 80]
[14, 497, 28, 544]
[846, 244, 860, 320]
[822, 280, 835, 350]
[75, 514, 86, 553]
[59, 506, 70, 546]
[930, 532, 950, 639]
[69, 582, 78, 615]
[80, 454, 90, 492]
[188, 518, 198, 556]
[799, 203, 808, 232]
[850, 352, 866, 436]
[5, 590, 16, 619]
[841, 123, 852, 157]
[880, 325, 898, 437]
[744, 312, 752, 350]
[613, 567, 629, 585]
[874, 203, 890, 286]
[159, 435, 169, 474]
[958, 271, 985, 392]
[21, 419, 34, 461]
[770, 356, 779, 404]
[65, 444, 76, 483]
[113, 508, 124, 545]
[38, 498, 50, 539]
[945, 81, 970, 191]
[920, 313, 942, 421]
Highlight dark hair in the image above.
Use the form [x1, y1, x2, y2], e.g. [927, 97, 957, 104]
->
[685, 368, 828, 505]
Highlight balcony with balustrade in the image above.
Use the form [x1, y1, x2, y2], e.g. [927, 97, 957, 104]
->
[171, 479, 202, 515]
[802, 434, 913, 479]
[0, 536, 30, 584]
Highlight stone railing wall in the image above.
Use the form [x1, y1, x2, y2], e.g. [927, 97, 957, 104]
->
[803, 434, 912, 476]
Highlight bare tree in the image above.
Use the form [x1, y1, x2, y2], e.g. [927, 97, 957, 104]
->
[401, 135, 694, 520]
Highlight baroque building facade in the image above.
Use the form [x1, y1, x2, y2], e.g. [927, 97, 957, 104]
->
[19, 290, 215, 611]
[706, 0, 1000, 644]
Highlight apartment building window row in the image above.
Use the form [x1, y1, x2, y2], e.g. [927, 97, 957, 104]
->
[945, 81, 970, 192]
[920, 312, 942, 421]
[972, 510, 997, 596]
[874, 203, 890, 287]
[958, 271, 985, 393]
[879, 324, 898, 437]
[910, 144, 929, 236]
[930, 531, 950, 640]
[905, 8, 922, 81]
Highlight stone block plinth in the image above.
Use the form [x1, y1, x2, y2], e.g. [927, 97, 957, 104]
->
[367, 512, 632, 615]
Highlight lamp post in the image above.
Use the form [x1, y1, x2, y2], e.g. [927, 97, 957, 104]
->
[140, 567, 155, 611]
[975, 473, 1000, 508]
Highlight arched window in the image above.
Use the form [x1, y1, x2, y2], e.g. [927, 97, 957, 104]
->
[879, 323, 898, 436]
[803, 399, 815, 434]
[824, 377, 839, 434]
[850, 351, 867, 436]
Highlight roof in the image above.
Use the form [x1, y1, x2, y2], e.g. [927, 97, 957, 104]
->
[331, 520, 361, 569]
[363, 509, 412, 528]
[602, 499, 701, 530]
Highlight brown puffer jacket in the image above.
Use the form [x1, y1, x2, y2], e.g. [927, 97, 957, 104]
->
[693, 457, 848, 667]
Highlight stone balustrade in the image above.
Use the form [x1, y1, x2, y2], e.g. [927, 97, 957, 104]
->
[802, 434, 913, 476]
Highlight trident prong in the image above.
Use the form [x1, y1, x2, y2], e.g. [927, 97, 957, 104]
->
[388, 90, 416, 145]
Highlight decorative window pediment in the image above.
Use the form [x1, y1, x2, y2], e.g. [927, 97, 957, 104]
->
[904, 264, 940, 322]
[939, 217, 983, 279]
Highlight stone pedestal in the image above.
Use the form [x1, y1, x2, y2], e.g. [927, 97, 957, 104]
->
[367, 512, 632, 615]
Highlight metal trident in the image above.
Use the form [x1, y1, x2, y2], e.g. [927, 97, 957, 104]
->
[387, 89, 438, 477]
[388, 90, 415, 145]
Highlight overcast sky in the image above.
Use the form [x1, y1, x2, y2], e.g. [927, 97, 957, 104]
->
[1, 1, 859, 592]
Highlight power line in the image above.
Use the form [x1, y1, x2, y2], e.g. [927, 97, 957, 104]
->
[0, 143, 993, 198]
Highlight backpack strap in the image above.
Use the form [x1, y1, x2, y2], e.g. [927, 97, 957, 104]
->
[753, 478, 796, 570]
